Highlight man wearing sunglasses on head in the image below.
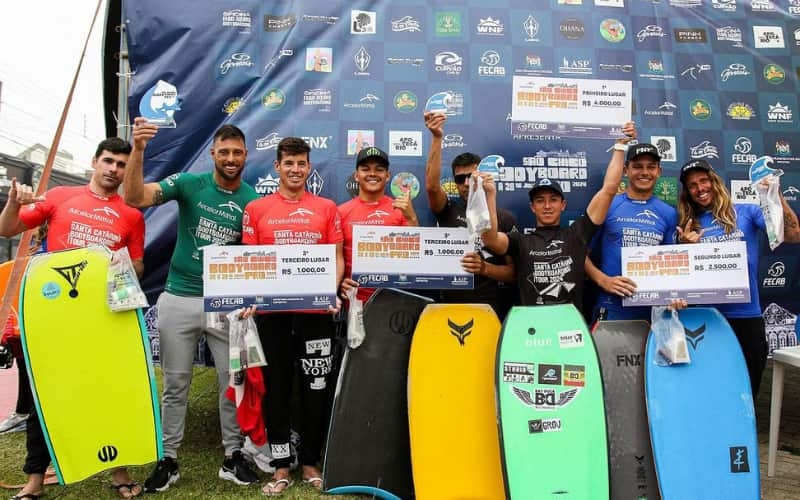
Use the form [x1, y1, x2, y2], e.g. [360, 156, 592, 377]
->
[424, 112, 518, 320]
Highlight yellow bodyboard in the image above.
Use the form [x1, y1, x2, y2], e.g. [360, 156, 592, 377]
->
[20, 246, 161, 484]
[408, 303, 504, 500]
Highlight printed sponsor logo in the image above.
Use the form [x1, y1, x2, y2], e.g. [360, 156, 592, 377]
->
[674, 28, 707, 43]
[559, 18, 586, 40]
[538, 364, 562, 384]
[730, 446, 750, 472]
[511, 386, 580, 410]
[558, 330, 585, 348]
[684, 324, 706, 349]
[763, 261, 787, 287]
[351, 10, 376, 34]
[528, 418, 562, 433]
[305, 339, 332, 356]
[503, 362, 536, 383]
[391, 15, 421, 32]
[476, 17, 504, 36]
[563, 364, 585, 387]
[264, 14, 295, 32]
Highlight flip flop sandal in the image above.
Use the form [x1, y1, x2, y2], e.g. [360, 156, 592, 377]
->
[302, 476, 323, 491]
[110, 482, 143, 499]
[10, 493, 43, 500]
[262, 478, 293, 496]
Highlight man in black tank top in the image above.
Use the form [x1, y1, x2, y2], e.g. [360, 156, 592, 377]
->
[424, 111, 518, 320]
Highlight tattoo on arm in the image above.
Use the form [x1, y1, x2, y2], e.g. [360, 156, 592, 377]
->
[153, 189, 165, 205]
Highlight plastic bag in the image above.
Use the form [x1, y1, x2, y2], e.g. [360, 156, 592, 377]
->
[651, 306, 690, 366]
[345, 287, 366, 349]
[226, 309, 267, 372]
[466, 177, 491, 240]
[106, 247, 148, 312]
[750, 155, 785, 250]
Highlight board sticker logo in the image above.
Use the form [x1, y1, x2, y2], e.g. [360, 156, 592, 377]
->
[563, 364, 585, 387]
[684, 323, 706, 349]
[528, 418, 562, 433]
[448, 318, 473, 346]
[389, 310, 414, 336]
[503, 362, 535, 383]
[41, 282, 61, 300]
[51, 260, 88, 298]
[729, 446, 750, 473]
[511, 386, 580, 410]
[538, 364, 562, 385]
[97, 445, 118, 463]
[558, 330, 584, 348]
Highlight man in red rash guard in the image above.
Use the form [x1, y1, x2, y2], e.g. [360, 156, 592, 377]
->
[240, 137, 343, 496]
[337, 146, 418, 302]
[0, 137, 145, 499]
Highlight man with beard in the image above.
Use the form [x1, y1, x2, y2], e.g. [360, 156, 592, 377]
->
[585, 143, 678, 322]
[0, 137, 145, 499]
[124, 117, 260, 492]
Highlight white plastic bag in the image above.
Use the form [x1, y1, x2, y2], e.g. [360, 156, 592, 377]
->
[651, 306, 690, 366]
[106, 247, 148, 312]
[345, 287, 366, 349]
[226, 309, 267, 372]
[466, 177, 491, 240]
[750, 155, 785, 250]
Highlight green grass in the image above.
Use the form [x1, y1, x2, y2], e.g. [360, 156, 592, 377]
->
[0, 368, 362, 499]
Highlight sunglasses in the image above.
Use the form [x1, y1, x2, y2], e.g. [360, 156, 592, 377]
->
[453, 173, 471, 185]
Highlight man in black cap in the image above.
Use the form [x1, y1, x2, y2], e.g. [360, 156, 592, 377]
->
[481, 122, 637, 308]
[338, 146, 418, 303]
[424, 111, 518, 319]
[584, 142, 678, 322]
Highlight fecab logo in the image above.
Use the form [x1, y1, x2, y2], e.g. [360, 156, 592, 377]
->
[763, 261, 786, 288]
[600, 19, 626, 42]
[751, 0, 776, 12]
[731, 136, 757, 165]
[263, 14, 295, 32]
[222, 9, 252, 33]
[434, 51, 464, 75]
[689, 98, 712, 121]
[720, 63, 750, 82]
[394, 91, 418, 113]
[478, 50, 506, 76]
[712, 0, 737, 12]
[353, 46, 371, 76]
[391, 15, 421, 33]
[351, 10, 376, 34]
[790, 0, 800, 14]
[523, 15, 541, 42]
[763, 63, 786, 84]
[674, 28, 707, 43]
[262, 88, 286, 110]
[476, 17, 505, 36]
[754, 26, 785, 48]
[689, 140, 720, 159]
[717, 26, 744, 47]
[435, 11, 462, 37]
[559, 18, 586, 40]
[222, 97, 244, 115]
[726, 102, 755, 121]
[636, 25, 666, 43]
[767, 102, 793, 124]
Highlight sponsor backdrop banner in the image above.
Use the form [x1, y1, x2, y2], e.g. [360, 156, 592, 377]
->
[124, 0, 800, 352]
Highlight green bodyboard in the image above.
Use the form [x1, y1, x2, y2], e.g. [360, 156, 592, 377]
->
[496, 305, 609, 499]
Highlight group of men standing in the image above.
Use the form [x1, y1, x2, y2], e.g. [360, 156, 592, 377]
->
[1, 109, 798, 498]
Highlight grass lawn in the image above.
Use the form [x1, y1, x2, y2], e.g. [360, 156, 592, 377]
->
[0, 367, 362, 499]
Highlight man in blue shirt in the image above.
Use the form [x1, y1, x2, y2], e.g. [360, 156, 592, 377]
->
[586, 143, 678, 322]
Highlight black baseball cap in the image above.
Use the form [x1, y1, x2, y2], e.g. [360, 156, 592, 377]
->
[625, 143, 661, 164]
[528, 178, 564, 200]
[356, 146, 389, 168]
[679, 159, 714, 183]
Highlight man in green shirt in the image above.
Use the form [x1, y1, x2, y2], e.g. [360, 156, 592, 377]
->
[125, 117, 260, 492]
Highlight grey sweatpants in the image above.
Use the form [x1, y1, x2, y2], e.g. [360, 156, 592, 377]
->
[156, 292, 242, 458]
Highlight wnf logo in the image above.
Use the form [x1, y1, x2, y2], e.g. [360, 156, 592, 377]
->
[448, 318, 473, 346]
[684, 324, 706, 349]
[52, 260, 88, 298]
[97, 445, 118, 463]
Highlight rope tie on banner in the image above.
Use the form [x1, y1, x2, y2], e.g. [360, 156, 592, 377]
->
[0, 0, 105, 327]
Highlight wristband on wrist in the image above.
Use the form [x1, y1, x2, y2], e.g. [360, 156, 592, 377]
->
[612, 142, 628, 152]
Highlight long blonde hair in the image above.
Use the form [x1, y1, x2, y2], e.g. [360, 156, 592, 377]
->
[677, 168, 737, 234]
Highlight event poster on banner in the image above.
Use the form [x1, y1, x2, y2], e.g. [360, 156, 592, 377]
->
[351, 225, 473, 289]
[621, 241, 749, 306]
[202, 244, 337, 312]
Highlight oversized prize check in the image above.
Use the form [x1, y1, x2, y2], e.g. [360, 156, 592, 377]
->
[202, 244, 336, 312]
[621, 240, 749, 306]
[351, 226, 473, 289]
